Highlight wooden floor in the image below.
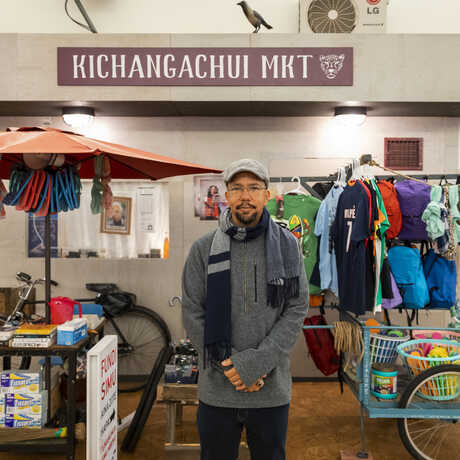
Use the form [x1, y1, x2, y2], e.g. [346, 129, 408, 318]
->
[0, 382, 412, 460]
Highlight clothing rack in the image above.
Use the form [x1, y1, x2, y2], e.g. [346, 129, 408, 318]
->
[270, 174, 459, 200]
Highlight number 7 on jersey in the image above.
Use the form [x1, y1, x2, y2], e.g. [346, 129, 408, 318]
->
[346, 221, 353, 253]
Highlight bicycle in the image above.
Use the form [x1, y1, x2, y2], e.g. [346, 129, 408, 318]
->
[78, 282, 171, 392]
[0, 273, 172, 393]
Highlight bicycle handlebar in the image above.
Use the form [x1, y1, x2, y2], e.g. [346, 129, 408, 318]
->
[16, 272, 58, 287]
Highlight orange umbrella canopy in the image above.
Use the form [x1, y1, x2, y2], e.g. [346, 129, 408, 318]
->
[0, 127, 221, 180]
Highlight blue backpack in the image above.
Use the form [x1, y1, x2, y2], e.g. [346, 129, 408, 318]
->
[388, 246, 429, 309]
[423, 249, 457, 309]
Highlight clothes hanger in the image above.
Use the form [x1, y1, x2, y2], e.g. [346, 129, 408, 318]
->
[334, 167, 346, 188]
[287, 176, 308, 195]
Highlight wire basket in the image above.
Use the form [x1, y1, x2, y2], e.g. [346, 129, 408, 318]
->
[369, 331, 410, 364]
[397, 339, 460, 401]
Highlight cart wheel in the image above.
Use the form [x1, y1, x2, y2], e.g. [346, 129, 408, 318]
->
[397, 364, 460, 460]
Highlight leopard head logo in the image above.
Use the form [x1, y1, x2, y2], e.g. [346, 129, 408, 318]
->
[319, 54, 345, 80]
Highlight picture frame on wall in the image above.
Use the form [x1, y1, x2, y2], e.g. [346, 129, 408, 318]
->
[193, 174, 228, 221]
[100, 197, 132, 235]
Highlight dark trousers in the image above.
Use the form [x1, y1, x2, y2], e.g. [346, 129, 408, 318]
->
[197, 401, 289, 460]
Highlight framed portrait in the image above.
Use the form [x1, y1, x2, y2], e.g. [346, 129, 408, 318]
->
[101, 197, 132, 235]
[193, 175, 228, 221]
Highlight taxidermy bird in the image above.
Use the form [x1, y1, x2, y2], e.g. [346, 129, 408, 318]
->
[237, 1, 273, 33]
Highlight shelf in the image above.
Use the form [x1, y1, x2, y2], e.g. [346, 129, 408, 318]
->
[0, 437, 68, 452]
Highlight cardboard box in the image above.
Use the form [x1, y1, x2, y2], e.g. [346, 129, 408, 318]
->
[0, 394, 4, 427]
[0, 372, 41, 394]
[57, 318, 88, 345]
[4, 391, 47, 428]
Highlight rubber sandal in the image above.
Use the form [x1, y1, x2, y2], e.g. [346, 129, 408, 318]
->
[16, 170, 37, 211]
[29, 170, 47, 212]
[35, 172, 52, 217]
[32, 172, 50, 214]
[3, 170, 33, 206]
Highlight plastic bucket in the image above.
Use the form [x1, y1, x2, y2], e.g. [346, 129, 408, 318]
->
[371, 363, 398, 399]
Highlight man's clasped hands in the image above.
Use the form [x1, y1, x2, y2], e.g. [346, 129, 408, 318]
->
[221, 358, 267, 393]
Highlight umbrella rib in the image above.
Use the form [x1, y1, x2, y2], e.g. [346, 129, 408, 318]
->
[108, 155, 158, 181]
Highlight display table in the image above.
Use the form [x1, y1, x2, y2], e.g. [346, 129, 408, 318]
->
[157, 382, 250, 460]
[0, 321, 105, 460]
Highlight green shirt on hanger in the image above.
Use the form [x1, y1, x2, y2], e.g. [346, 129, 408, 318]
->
[371, 178, 390, 310]
[266, 194, 321, 294]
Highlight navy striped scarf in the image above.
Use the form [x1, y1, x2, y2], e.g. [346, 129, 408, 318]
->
[204, 207, 300, 366]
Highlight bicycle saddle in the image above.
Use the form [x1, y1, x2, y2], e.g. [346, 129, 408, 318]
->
[85, 283, 119, 294]
[16, 272, 31, 282]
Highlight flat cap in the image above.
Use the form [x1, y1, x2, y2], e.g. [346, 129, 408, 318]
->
[223, 159, 269, 187]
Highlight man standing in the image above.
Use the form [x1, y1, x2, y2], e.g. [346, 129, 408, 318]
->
[182, 159, 308, 460]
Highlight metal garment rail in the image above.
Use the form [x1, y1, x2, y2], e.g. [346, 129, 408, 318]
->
[270, 173, 460, 200]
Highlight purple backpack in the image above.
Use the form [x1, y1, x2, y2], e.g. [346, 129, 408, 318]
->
[395, 180, 430, 241]
[382, 272, 403, 309]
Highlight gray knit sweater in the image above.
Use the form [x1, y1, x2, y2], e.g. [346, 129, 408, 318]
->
[181, 229, 309, 408]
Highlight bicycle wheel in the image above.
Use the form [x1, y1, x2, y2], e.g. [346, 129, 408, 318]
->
[397, 364, 460, 460]
[103, 305, 171, 392]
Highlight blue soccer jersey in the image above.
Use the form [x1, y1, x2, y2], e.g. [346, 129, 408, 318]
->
[332, 182, 371, 315]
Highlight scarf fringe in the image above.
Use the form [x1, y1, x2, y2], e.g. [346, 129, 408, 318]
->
[268, 277, 299, 308]
[204, 342, 232, 369]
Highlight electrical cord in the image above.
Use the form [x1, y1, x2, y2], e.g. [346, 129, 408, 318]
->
[64, 0, 91, 32]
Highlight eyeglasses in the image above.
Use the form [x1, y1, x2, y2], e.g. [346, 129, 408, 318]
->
[227, 185, 267, 198]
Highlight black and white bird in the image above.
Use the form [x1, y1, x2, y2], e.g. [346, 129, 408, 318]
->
[237, 1, 273, 33]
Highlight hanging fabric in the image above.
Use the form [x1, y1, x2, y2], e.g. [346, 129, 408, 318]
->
[377, 180, 402, 239]
[395, 180, 431, 241]
[0, 179, 7, 218]
[91, 155, 104, 215]
[101, 155, 113, 211]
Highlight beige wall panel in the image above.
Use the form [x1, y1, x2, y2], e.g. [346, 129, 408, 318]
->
[0, 35, 18, 99]
[3, 34, 460, 102]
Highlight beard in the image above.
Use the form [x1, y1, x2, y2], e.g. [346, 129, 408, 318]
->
[234, 205, 258, 226]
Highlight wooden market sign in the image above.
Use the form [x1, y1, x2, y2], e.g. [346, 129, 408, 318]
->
[57, 47, 353, 86]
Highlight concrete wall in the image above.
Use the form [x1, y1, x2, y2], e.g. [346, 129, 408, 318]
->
[2, 33, 460, 104]
[1, 0, 460, 34]
[1, 114, 458, 376]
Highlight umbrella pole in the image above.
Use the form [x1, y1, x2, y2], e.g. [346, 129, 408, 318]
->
[45, 214, 51, 323]
[44, 213, 52, 425]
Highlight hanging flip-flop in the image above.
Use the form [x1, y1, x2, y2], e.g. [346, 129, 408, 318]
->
[56, 171, 67, 212]
[35, 172, 52, 217]
[3, 169, 34, 206]
[16, 170, 38, 211]
[24, 170, 41, 212]
[32, 172, 50, 215]
[63, 167, 76, 210]
[49, 173, 56, 214]
[54, 170, 62, 213]
[28, 170, 47, 212]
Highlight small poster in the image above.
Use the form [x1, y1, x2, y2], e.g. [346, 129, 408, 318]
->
[27, 214, 59, 258]
[136, 187, 157, 233]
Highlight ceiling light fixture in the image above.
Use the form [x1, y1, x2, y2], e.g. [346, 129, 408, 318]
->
[334, 106, 367, 127]
[62, 106, 95, 128]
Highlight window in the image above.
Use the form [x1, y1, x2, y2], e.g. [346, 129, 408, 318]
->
[384, 138, 423, 171]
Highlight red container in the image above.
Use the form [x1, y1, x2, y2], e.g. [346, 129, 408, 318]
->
[49, 297, 82, 324]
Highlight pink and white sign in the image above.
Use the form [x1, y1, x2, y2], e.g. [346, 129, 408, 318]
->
[57, 47, 353, 86]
